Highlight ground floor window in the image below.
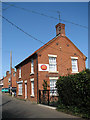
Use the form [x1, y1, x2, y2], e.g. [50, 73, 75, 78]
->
[49, 77, 58, 96]
[30, 78, 34, 96]
[18, 83, 22, 95]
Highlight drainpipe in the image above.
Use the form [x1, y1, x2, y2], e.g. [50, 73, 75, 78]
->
[36, 53, 38, 103]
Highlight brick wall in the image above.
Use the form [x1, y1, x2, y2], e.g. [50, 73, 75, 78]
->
[3, 68, 16, 89]
[16, 55, 38, 102]
[16, 35, 86, 102]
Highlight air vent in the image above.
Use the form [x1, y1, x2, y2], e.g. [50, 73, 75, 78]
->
[56, 43, 59, 45]
[74, 53, 77, 55]
[67, 44, 69, 47]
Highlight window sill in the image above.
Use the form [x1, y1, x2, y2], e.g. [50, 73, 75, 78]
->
[72, 71, 79, 73]
[49, 71, 59, 73]
[30, 73, 34, 76]
[30, 95, 35, 97]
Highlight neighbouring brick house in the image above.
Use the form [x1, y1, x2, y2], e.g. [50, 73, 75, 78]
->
[0, 78, 3, 91]
[15, 23, 86, 103]
[1, 68, 16, 93]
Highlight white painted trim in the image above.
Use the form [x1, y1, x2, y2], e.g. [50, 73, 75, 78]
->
[0, 83, 3, 86]
[48, 54, 57, 57]
[72, 71, 79, 73]
[17, 80, 23, 84]
[49, 77, 59, 80]
[49, 71, 59, 73]
[24, 80, 27, 83]
[30, 78, 34, 82]
[71, 57, 78, 59]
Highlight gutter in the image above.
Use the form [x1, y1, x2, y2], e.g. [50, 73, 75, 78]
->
[36, 53, 39, 103]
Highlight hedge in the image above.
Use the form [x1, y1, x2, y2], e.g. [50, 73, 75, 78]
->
[56, 70, 90, 116]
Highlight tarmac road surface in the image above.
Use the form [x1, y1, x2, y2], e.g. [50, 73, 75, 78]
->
[1, 93, 81, 119]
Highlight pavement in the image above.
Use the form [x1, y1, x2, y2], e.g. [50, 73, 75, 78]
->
[1, 93, 82, 119]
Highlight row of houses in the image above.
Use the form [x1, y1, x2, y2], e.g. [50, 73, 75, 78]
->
[0, 68, 16, 93]
[0, 22, 86, 103]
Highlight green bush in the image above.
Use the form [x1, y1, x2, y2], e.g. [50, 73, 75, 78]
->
[56, 69, 90, 117]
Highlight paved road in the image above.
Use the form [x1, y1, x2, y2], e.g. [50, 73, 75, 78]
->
[1, 93, 80, 119]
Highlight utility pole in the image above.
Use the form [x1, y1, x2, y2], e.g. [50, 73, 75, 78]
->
[10, 51, 12, 95]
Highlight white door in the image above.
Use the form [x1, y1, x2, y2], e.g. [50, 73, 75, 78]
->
[25, 83, 27, 99]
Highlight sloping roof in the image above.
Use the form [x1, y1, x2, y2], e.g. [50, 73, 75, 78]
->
[15, 34, 86, 68]
[15, 35, 59, 68]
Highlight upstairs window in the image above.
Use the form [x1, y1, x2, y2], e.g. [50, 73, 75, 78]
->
[31, 59, 34, 74]
[71, 57, 78, 73]
[49, 56, 57, 72]
[8, 77, 11, 83]
[19, 67, 21, 78]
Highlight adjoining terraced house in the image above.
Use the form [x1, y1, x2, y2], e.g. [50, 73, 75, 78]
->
[1, 68, 17, 94]
[15, 23, 86, 103]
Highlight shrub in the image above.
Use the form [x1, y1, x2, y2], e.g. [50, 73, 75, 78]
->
[56, 70, 90, 116]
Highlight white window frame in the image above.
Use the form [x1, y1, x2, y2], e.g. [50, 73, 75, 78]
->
[8, 77, 11, 83]
[30, 78, 34, 97]
[71, 57, 79, 73]
[48, 54, 57, 73]
[19, 67, 21, 78]
[30, 59, 34, 74]
[49, 77, 58, 96]
[18, 83, 22, 95]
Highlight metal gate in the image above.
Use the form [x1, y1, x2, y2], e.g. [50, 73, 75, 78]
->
[39, 90, 59, 107]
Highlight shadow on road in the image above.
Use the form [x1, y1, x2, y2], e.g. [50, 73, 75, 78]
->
[0, 100, 12, 107]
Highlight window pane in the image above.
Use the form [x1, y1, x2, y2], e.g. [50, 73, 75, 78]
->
[18, 83, 22, 95]
[72, 59, 78, 72]
[50, 79, 57, 95]
[49, 57, 57, 72]
[31, 59, 34, 73]
[19, 67, 21, 78]
[31, 81, 34, 96]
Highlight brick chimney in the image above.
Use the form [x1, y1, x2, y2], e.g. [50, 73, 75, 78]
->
[55, 23, 65, 36]
[6, 71, 9, 76]
[11, 68, 15, 73]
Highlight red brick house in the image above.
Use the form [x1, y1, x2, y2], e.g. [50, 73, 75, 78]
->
[15, 23, 86, 103]
[0, 78, 3, 91]
[1, 68, 16, 93]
